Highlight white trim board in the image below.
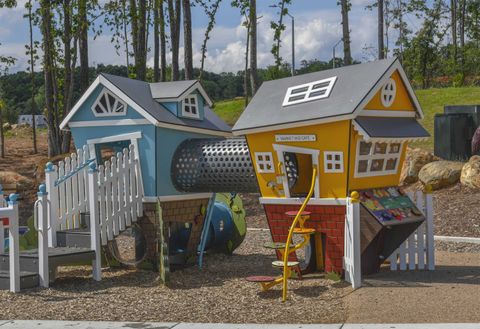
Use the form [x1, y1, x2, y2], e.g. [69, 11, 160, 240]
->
[259, 197, 347, 206]
[68, 119, 151, 127]
[358, 110, 416, 117]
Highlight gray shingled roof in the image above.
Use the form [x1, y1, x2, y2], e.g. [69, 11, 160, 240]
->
[233, 58, 399, 132]
[149, 80, 197, 99]
[101, 73, 231, 133]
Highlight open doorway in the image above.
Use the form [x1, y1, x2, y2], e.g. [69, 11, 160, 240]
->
[273, 144, 320, 198]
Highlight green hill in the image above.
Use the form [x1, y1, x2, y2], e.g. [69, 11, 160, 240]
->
[213, 87, 480, 151]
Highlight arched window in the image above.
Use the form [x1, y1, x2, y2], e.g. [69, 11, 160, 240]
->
[91, 89, 127, 117]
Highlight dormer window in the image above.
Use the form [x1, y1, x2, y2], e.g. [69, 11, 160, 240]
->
[91, 89, 127, 117]
[181, 94, 199, 119]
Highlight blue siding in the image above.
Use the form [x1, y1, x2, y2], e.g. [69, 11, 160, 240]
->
[155, 126, 219, 196]
[71, 85, 145, 122]
[162, 102, 178, 116]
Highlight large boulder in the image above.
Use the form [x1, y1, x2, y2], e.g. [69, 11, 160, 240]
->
[460, 155, 480, 188]
[401, 147, 438, 184]
[418, 160, 464, 190]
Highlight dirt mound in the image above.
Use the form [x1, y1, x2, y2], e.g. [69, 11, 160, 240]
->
[0, 171, 34, 191]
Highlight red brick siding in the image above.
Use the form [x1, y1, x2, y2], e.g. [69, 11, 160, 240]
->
[263, 204, 346, 274]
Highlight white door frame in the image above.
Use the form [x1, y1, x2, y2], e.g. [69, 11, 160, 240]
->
[272, 144, 320, 198]
[87, 131, 144, 196]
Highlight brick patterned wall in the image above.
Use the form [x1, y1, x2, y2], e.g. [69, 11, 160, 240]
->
[263, 204, 346, 274]
[137, 198, 210, 268]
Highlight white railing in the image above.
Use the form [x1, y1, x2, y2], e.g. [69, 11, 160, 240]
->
[88, 144, 144, 281]
[388, 190, 435, 271]
[0, 194, 20, 292]
[0, 184, 6, 254]
[344, 193, 361, 289]
[46, 145, 91, 247]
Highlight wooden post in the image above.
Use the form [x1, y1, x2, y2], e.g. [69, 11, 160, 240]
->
[36, 184, 50, 288]
[350, 191, 361, 289]
[8, 194, 20, 293]
[87, 162, 102, 281]
[45, 162, 59, 247]
[0, 184, 4, 255]
[425, 187, 435, 270]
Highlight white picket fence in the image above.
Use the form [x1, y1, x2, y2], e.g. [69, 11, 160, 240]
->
[0, 185, 6, 255]
[388, 191, 435, 271]
[344, 195, 361, 289]
[0, 193, 20, 292]
[45, 145, 92, 247]
[42, 144, 144, 283]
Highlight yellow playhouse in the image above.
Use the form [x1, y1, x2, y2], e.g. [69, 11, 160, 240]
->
[232, 58, 429, 283]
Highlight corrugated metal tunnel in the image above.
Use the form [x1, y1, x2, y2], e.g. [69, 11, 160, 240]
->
[171, 138, 259, 193]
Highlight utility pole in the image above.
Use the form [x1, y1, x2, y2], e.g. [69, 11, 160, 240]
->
[333, 39, 342, 68]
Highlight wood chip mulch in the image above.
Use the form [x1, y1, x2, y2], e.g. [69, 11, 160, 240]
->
[0, 230, 350, 323]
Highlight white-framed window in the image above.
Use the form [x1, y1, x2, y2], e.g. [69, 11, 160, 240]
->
[381, 78, 396, 108]
[181, 94, 200, 119]
[254, 152, 275, 173]
[91, 89, 127, 117]
[282, 76, 337, 107]
[354, 139, 403, 177]
[324, 151, 344, 173]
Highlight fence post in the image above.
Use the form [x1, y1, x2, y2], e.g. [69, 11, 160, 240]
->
[87, 162, 102, 281]
[350, 192, 361, 289]
[425, 187, 435, 270]
[0, 184, 4, 255]
[45, 162, 58, 247]
[8, 194, 20, 293]
[36, 184, 50, 288]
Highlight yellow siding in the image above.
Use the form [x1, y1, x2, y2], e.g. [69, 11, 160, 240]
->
[246, 120, 351, 199]
[364, 70, 415, 112]
[347, 128, 408, 190]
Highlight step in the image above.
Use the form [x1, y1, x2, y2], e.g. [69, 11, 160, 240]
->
[285, 211, 311, 218]
[0, 247, 95, 273]
[293, 227, 315, 234]
[0, 270, 39, 290]
[245, 275, 277, 283]
[263, 242, 295, 250]
[271, 260, 299, 268]
[57, 228, 91, 248]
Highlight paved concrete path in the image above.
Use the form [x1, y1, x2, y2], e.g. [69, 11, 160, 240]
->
[1, 321, 480, 329]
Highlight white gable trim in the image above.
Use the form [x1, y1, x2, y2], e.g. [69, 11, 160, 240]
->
[60, 75, 158, 129]
[153, 81, 214, 107]
[358, 109, 416, 117]
[352, 59, 424, 119]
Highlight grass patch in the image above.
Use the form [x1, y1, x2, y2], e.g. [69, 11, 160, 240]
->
[212, 98, 245, 126]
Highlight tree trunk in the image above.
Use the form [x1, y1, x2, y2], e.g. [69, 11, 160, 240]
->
[40, 0, 61, 157]
[0, 107, 4, 158]
[199, 0, 222, 81]
[183, 0, 194, 80]
[168, 0, 181, 81]
[244, 17, 250, 108]
[79, 0, 89, 92]
[459, 0, 465, 84]
[249, 0, 259, 94]
[137, 0, 147, 80]
[122, 0, 130, 75]
[28, 0, 37, 154]
[159, 0, 167, 81]
[378, 0, 384, 59]
[451, 0, 457, 63]
[154, 0, 160, 82]
[340, 0, 352, 65]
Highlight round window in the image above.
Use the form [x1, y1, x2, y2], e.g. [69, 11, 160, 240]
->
[381, 78, 396, 108]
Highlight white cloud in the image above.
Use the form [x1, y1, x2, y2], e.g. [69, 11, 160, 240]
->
[1, 7, 380, 74]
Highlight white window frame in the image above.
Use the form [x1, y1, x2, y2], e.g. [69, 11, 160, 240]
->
[381, 78, 397, 108]
[324, 151, 344, 173]
[282, 76, 337, 107]
[354, 139, 403, 178]
[91, 88, 127, 117]
[273, 144, 320, 199]
[181, 94, 200, 119]
[254, 152, 275, 174]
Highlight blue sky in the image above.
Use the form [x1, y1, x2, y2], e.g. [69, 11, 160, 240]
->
[0, 0, 393, 73]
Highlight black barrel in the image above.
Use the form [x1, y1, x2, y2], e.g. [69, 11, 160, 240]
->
[171, 138, 259, 193]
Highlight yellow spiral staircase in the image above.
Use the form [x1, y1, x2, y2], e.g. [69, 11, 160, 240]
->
[246, 166, 317, 302]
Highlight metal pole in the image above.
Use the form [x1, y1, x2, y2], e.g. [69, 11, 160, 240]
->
[291, 16, 295, 76]
[333, 46, 336, 69]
